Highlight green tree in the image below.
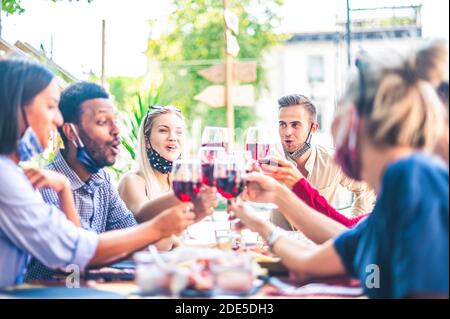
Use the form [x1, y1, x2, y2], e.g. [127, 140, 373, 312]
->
[107, 76, 144, 111]
[147, 0, 286, 145]
[1, 0, 92, 14]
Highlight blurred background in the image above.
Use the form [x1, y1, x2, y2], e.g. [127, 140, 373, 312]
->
[1, 0, 449, 180]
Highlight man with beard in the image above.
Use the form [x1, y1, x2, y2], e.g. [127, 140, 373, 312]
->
[26, 82, 216, 280]
[271, 94, 375, 230]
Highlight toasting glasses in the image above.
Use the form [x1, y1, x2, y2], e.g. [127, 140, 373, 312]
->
[201, 126, 229, 152]
[172, 159, 203, 240]
[198, 146, 225, 187]
[245, 126, 285, 169]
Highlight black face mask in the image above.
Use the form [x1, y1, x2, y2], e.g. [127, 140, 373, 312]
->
[287, 123, 314, 160]
[148, 149, 173, 174]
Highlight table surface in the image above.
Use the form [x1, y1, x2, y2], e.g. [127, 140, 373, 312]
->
[0, 212, 365, 299]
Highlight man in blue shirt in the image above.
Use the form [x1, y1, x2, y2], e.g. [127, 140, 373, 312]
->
[26, 82, 215, 280]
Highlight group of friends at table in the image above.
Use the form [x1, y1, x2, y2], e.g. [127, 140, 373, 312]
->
[0, 39, 448, 298]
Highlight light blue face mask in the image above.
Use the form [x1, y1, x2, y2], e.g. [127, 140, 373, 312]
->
[17, 126, 44, 162]
[69, 123, 104, 174]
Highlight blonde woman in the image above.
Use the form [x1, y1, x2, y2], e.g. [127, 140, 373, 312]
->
[231, 40, 449, 298]
[118, 106, 218, 249]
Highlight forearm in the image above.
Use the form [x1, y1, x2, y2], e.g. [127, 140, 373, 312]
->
[351, 190, 375, 216]
[57, 186, 81, 227]
[253, 219, 344, 279]
[272, 237, 347, 279]
[89, 220, 162, 266]
[293, 179, 365, 228]
[274, 186, 347, 243]
[135, 192, 180, 223]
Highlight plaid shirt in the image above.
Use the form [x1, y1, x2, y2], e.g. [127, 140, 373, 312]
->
[26, 150, 137, 280]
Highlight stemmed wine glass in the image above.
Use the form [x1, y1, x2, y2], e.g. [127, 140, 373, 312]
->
[244, 127, 285, 209]
[213, 156, 246, 207]
[201, 126, 229, 152]
[245, 127, 270, 163]
[198, 146, 225, 187]
[213, 156, 247, 250]
[228, 150, 253, 173]
[245, 126, 286, 167]
[172, 159, 203, 240]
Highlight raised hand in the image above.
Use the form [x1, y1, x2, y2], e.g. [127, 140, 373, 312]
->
[153, 202, 195, 238]
[24, 167, 71, 193]
[192, 186, 219, 221]
[260, 156, 303, 188]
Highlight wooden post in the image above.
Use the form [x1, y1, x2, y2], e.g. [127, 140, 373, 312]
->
[223, 0, 234, 148]
[101, 19, 106, 88]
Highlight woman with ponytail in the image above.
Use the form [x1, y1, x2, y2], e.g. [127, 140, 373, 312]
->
[229, 40, 449, 298]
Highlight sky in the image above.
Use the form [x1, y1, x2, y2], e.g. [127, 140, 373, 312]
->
[1, 0, 449, 78]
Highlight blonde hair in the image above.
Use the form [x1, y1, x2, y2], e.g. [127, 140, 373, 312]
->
[345, 40, 448, 151]
[134, 107, 185, 200]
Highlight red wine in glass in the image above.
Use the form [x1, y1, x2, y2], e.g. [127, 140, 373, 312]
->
[201, 163, 215, 187]
[173, 181, 202, 202]
[216, 170, 245, 200]
[201, 126, 229, 152]
[245, 143, 271, 161]
[198, 146, 225, 187]
[201, 142, 229, 151]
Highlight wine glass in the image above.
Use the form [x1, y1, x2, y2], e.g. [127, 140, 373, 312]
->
[214, 156, 246, 207]
[198, 146, 225, 187]
[244, 127, 283, 209]
[172, 159, 203, 240]
[201, 126, 229, 151]
[245, 126, 287, 168]
[228, 150, 253, 173]
[213, 156, 246, 250]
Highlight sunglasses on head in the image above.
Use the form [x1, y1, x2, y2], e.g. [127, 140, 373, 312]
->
[148, 105, 182, 113]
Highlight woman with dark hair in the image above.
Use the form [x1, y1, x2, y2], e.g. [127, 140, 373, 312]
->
[0, 59, 195, 289]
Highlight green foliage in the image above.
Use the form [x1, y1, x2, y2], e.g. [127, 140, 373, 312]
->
[107, 76, 144, 111]
[1, 0, 24, 14]
[119, 87, 171, 161]
[147, 0, 286, 144]
[1, 0, 93, 15]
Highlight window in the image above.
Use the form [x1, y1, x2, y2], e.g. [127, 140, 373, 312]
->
[307, 55, 324, 83]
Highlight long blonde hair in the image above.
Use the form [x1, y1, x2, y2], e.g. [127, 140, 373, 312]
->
[345, 40, 448, 151]
[134, 107, 185, 200]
